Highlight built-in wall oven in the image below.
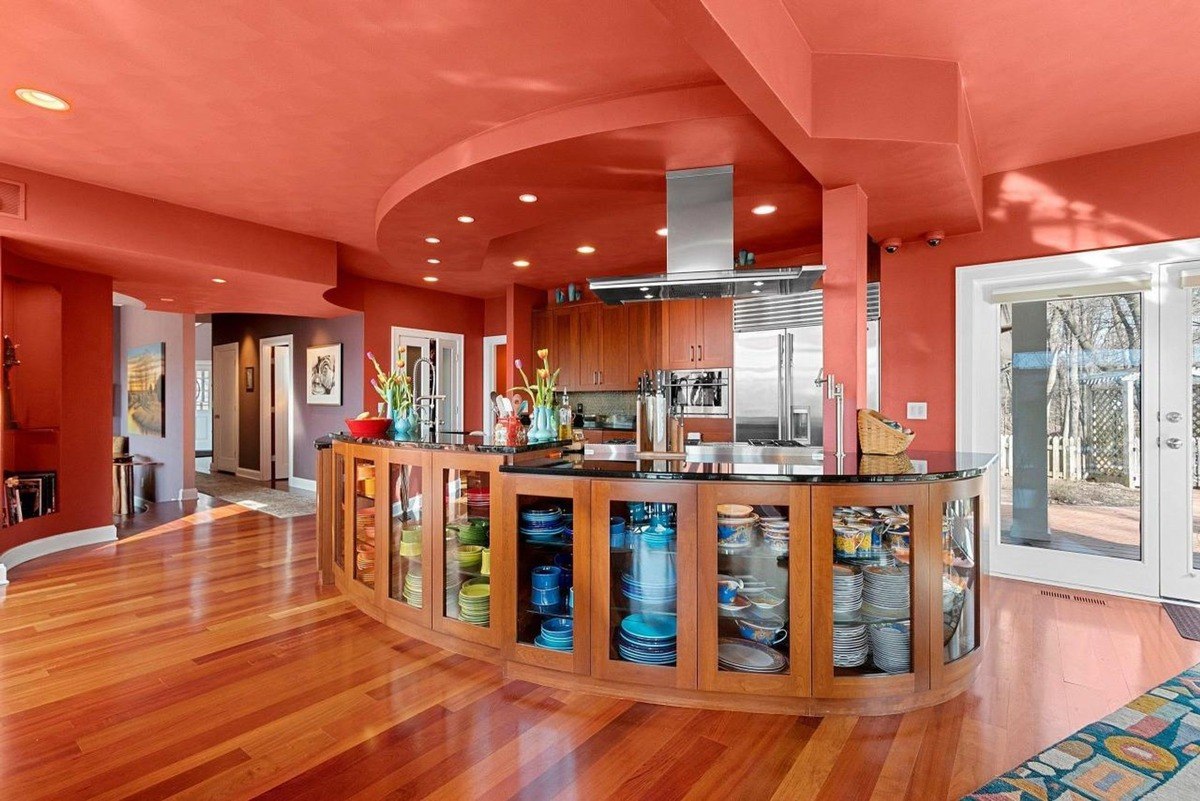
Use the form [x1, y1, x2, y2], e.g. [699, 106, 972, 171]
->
[666, 368, 731, 417]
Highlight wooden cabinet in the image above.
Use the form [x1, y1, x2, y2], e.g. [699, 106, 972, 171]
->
[576, 305, 602, 388]
[544, 303, 656, 391]
[662, 298, 733, 369]
[600, 305, 629, 388]
[532, 310, 551, 354]
[552, 309, 580, 390]
[626, 303, 660, 385]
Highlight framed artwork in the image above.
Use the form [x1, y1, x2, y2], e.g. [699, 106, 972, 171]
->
[245, 366, 255, 392]
[306, 343, 343, 405]
[126, 343, 165, 437]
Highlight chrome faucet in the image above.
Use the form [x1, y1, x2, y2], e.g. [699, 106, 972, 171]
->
[410, 356, 445, 436]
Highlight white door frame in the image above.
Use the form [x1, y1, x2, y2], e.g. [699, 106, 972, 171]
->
[957, 236, 1200, 599]
[482, 334, 506, 437]
[212, 343, 239, 474]
[390, 326, 465, 432]
[195, 358, 213, 453]
[259, 334, 294, 482]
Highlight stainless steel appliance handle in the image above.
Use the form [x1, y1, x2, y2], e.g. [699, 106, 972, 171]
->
[784, 333, 794, 441]
[777, 334, 786, 439]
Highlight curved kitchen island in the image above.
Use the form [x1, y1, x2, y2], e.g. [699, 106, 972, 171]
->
[315, 435, 993, 716]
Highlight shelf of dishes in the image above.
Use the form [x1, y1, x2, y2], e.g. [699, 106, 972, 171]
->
[389, 462, 424, 609]
[942, 496, 978, 663]
[713, 503, 791, 675]
[608, 501, 679, 666]
[443, 469, 492, 627]
[517, 498, 577, 652]
[333, 452, 346, 569]
[353, 460, 377, 588]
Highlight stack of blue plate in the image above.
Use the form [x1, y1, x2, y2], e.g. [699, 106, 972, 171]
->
[520, 507, 565, 543]
[534, 617, 573, 651]
[620, 573, 676, 609]
[617, 613, 677, 665]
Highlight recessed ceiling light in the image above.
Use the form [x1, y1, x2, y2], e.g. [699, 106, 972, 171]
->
[424, 236, 440, 244]
[656, 228, 668, 237]
[15, 88, 70, 111]
[211, 278, 227, 284]
[513, 259, 530, 268]
[427, 258, 440, 264]
[751, 204, 777, 215]
[518, 193, 538, 203]
[160, 297, 174, 302]
[753, 281, 764, 287]
[423, 275, 439, 283]
[457, 215, 474, 223]
[576, 245, 596, 254]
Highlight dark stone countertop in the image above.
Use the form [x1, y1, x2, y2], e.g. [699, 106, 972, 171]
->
[315, 432, 569, 455]
[499, 449, 996, 483]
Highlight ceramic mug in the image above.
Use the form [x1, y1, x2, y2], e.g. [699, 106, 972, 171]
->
[717, 578, 740, 604]
[480, 548, 491, 576]
[834, 525, 858, 557]
[531, 565, 562, 590]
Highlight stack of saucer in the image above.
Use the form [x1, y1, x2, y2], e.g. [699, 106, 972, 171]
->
[833, 623, 868, 667]
[832, 564, 863, 620]
[458, 578, 490, 626]
[862, 565, 911, 619]
[402, 565, 422, 607]
[869, 621, 912, 673]
[465, 486, 491, 517]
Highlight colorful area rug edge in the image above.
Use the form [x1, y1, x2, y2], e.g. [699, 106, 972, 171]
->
[962, 662, 1200, 800]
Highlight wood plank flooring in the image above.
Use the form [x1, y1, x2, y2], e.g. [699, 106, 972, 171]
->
[2, 504, 1200, 799]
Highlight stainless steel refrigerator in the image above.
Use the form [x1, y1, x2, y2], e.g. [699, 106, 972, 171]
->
[732, 285, 880, 445]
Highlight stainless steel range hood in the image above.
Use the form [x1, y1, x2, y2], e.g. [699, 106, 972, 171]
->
[588, 165, 824, 304]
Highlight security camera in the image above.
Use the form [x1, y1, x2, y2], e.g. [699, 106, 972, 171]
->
[881, 237, 902, 254]
[924, 230, 945, 248]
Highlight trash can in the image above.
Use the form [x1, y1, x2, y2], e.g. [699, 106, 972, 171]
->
[113, 456, 135, 516]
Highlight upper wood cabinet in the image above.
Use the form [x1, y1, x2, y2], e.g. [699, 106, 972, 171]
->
[626, 302, 660, 385]
[541, 302, 659, 391]
[552, 309, 580, 389]
[662, 298, 733, 369]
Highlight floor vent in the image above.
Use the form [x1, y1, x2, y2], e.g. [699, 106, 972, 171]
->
[1040, 589, 1108, 606]
[0, 178, 25, 219]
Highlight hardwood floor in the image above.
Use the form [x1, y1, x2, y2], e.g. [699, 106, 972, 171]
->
[3, 507, 1199, 800]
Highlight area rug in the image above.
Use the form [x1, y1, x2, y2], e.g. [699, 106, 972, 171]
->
[1163, 603, 1200, 642]
[195, 471, 316, 518]
[963, 663, 1200, 800]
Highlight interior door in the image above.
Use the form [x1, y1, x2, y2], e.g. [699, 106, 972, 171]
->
[1160, 261, 1200, 602]
[195, 360, 213, 454]
[212, 343, 239, 473]
[270, 344, 290, 481]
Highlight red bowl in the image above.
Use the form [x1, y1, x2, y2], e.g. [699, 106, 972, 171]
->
[345, 417, 391, 438]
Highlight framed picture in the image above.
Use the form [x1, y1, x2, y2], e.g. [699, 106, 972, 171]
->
[306, 343, 343, 405]
[127, 343, 166, 437]
[245, 366, 255, 392]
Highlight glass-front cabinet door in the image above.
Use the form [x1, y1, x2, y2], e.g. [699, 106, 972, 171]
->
[696, 484, 810, 696]
[502, 473, 591, 674]
[382, 448, 430, 627]
[930, 476, 985, 688]
[590, 480, 697, 689]
[346, 449, 380, 601]
[431, 452, 502, 647]
[811, 484, 931, 698]
[332, 448, 346, 573]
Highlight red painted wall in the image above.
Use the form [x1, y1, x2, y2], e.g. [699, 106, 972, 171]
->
[881, 130, 1200, 451]
[360, 279, 485, 432]
[0, 252, 113, 554]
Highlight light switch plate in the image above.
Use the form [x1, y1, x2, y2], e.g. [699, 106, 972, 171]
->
[906, 402, 928, 420]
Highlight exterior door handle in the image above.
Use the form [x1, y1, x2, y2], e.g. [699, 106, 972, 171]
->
[1165, 437, 1184, 449]
[1165, 411, 1183, 423]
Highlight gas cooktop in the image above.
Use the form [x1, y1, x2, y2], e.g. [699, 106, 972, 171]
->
[745, 439, 810, 448]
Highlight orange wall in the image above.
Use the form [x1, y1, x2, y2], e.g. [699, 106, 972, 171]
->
[0, 252, 113, 553]
[881, 130, 1200, 451]
[360, 279, 485, 431]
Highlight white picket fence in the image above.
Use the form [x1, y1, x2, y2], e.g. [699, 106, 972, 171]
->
[999, 434, 1155, 489]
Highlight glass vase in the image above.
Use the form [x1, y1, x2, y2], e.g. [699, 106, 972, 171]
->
[528, 404, 556, 443]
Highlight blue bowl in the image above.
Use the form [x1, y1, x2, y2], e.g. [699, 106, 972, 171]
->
[543, 618, 573, 636]
[531, 565, 562, 589]
[531, 588, 561, 606]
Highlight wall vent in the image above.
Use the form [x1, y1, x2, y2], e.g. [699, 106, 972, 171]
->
[0, 179, 26, 220]
[1039, 589, 1108, 606]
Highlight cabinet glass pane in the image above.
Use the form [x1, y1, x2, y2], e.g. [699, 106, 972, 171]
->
[608, 501, 678, 666]
[388, 462, 424, 608]
[943, 496, 980, 663]
[442, 468, 491, 627]
[516, 495, 576, 651]
[714, 503, 790, 675]
[353, 458, 377, 588]
[333, 451, 345, 569]
[832, 505, 912, 676]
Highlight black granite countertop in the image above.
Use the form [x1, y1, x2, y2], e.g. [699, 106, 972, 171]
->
[499, 449, 996, 483]
[315, 432, 570, 455]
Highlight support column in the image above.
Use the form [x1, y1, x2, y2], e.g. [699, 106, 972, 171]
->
[821, 185, 869, 453]
[504, 284, 544, 401]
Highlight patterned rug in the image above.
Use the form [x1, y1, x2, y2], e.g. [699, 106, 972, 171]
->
[195, 471, 316, 518]
[963, 663, 1200, 800]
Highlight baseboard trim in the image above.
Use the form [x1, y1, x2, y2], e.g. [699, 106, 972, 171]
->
[288, 476, 317, 493]
[0, 524, 119, 584]
[235, 468, 264, 481]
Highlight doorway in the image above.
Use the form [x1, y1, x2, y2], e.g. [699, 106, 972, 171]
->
[958, 239, 1200, 601]
[195, 359, 213, 455]
[391, 327, 464, 435]
[259, 335, 293, 484]
[212, 343, 239, 474]
[482, 334, 506, 438]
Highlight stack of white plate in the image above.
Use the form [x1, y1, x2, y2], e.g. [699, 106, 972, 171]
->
[832, 564, 863, 620]
[862, 565, 910, 619]
[869, 621, 912, 673]
[833, 624, 868, 667]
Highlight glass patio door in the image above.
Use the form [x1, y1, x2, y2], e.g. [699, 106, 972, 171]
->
[993, 277, 1162, 597]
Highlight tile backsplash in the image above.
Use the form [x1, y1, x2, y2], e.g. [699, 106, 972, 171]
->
[557, 390, 636, 418]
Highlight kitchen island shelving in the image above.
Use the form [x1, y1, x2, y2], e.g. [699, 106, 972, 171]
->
[316, 435, 993, 715]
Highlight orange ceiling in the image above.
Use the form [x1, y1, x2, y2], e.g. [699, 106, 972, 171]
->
[2, 1, 1200, 308]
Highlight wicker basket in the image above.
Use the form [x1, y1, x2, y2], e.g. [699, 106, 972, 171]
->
[857, 409, 915, 455]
